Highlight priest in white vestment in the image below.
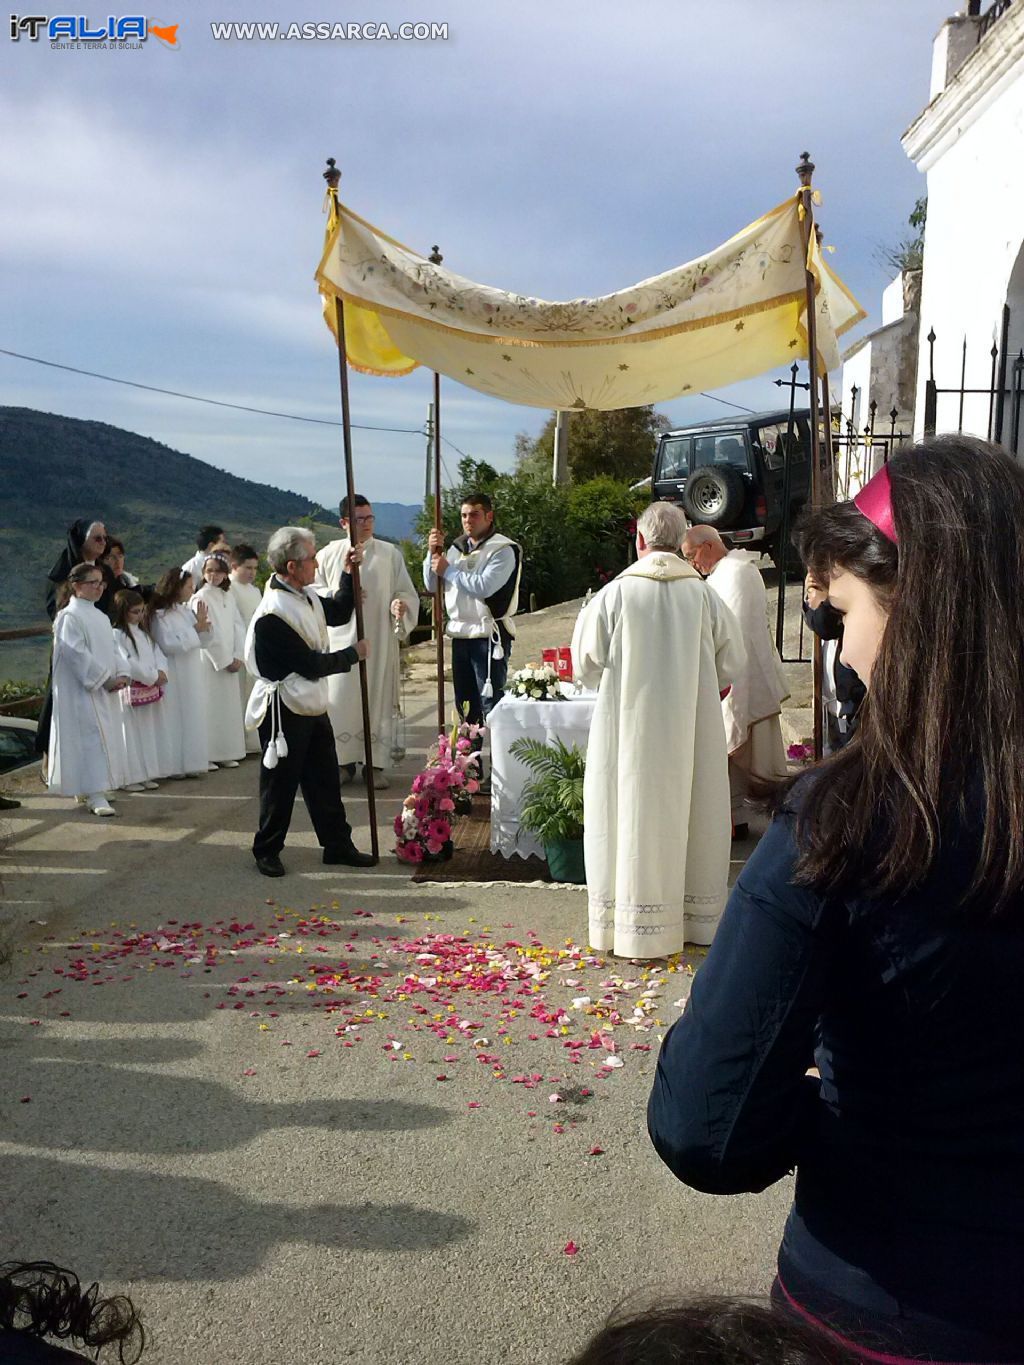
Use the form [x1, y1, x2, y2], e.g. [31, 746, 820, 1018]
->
[683, 525, 791, 835]
[571, 502, 743, 958]
[313, 497, 419, 787]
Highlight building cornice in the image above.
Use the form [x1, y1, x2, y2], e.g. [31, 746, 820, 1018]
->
[902, 4, 1024, 170]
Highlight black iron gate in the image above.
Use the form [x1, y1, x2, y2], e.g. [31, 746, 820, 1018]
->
[923, 307, 1024, 456]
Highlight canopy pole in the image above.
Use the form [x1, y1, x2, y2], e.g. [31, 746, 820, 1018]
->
[428, 245, 446, 737]
[796, 150, 824, 762]
[323, 157, 379, 862]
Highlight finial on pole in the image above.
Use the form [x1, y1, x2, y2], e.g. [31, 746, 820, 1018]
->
[796, 151, 815, 187]
[323, 157, 341, 190]
[429, 245, 443, 265]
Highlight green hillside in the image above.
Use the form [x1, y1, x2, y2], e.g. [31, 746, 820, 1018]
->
[0, 406, 339, 641]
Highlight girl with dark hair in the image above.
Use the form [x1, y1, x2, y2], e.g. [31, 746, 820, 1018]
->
[48, 564, 131, 818]
[568, 1293, 857, 1365]
[112, 589, 167, 791]
[191, 553, 246, 768]
[146, 569, 211, 779]
[36, 519, 117, 766]
[0, 1260, 144, 1363]
[648, 436, 1024, 1362]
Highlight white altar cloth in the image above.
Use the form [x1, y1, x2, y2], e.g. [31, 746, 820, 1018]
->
[488, 687, 597, 860]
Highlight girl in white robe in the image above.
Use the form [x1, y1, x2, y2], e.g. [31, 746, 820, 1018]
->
[229, 545, 263, 754]
[191, 553, 246, 767]
[146, 569, 212, 778]
[112, 589, 168, 789]
[49, 563, 132, 816]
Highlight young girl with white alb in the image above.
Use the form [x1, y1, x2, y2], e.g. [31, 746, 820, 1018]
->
[146, 568, 211, 779]
[112, 589, 167, 791]
[48, 563, 131, 817]
[191, 553, 246, 768]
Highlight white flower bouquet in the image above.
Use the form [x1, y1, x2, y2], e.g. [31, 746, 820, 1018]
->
[506, 662, 564, 702]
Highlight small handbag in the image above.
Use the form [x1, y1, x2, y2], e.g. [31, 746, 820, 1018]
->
[129, 682, 164, 707]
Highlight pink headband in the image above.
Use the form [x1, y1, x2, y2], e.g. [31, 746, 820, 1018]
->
[853, 464, 898, 544]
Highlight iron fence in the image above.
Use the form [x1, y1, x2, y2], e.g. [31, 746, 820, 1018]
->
[923, 311, 1024, 456]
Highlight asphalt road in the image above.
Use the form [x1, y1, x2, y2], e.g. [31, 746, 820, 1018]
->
[0, 590, 804, 1365]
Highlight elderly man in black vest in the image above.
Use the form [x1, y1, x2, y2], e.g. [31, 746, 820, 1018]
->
[244, 526, 375, 878]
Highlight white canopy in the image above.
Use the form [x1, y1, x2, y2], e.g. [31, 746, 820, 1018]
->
[316, 194, 863, 410]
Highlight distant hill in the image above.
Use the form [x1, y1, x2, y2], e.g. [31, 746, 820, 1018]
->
[0, 406, 407, 634]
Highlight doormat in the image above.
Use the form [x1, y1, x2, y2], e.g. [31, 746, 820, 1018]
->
[411, 795, 551, 885]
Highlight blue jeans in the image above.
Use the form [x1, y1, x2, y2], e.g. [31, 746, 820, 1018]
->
[451, 636, 508, 729]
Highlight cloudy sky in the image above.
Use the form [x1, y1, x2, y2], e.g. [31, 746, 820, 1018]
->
[2, 0, 953, 508]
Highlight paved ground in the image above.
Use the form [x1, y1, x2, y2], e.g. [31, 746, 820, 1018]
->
[0, 577, 807, 1365]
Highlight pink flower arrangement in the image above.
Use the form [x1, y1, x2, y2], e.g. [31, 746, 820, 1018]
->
[394, 721, 486, 864]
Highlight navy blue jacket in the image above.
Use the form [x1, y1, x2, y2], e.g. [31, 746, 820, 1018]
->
[648, 797, 1024, 1360]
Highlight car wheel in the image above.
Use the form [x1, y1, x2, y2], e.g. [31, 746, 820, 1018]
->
[682, 466, 747, 528]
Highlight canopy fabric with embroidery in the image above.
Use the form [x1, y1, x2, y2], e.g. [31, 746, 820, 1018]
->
[315, 195, 864, 410]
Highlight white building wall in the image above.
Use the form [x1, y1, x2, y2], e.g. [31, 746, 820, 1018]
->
[904, 7, 1024, 442]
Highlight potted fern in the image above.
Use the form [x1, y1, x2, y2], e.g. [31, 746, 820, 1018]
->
[508, 736, 586, 883]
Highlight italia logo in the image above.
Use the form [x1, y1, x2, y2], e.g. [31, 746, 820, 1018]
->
[9, 15, 180, 46]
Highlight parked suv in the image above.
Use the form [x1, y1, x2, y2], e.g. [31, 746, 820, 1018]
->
[650, 408, 812, 566]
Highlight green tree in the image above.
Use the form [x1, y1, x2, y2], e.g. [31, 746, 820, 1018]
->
[515, 405, 667, 484]
[876, 196, 927, 274]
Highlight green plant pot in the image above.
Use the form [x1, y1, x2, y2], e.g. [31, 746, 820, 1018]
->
[544, 837, 586, 884]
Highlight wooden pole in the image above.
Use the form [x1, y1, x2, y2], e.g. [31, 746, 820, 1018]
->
[429, 245, 446, 737]
[796, 151, 825, 762]
[323, 158, 379, 862]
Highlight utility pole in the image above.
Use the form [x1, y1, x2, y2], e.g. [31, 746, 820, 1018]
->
[424, 402, 435, 505]
[552, 408, 570, 486]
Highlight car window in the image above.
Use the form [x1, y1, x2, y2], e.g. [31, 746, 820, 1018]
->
[0, 726, 36, 775]
[693, 433, 749, 471]
[757, 421, 807, 470]
[656, 437, 690, 481]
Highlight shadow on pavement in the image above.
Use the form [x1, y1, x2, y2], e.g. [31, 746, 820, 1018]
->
[5, 1060, 453, 1154]
[1, 1152, 475, 1280]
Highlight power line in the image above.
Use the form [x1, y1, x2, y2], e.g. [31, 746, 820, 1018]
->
[697, 390, 756, 413]
[0, 347, 424, 436]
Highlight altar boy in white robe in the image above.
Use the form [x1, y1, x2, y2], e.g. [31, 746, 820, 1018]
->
[682, 524, 790, 839]
[314, 495, 419, 789]
[571, 502, 743, 958]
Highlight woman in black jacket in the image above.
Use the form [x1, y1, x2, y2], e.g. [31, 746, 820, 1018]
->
[648, 435, 1024, 1362]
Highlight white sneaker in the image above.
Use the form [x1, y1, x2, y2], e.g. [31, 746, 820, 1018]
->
[144, 780, 160, 790]
[87, 797, 116, 817]
[218, 760, 240, 769]
[123, 783, 147, 792]
[207, 762, 218, 772]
